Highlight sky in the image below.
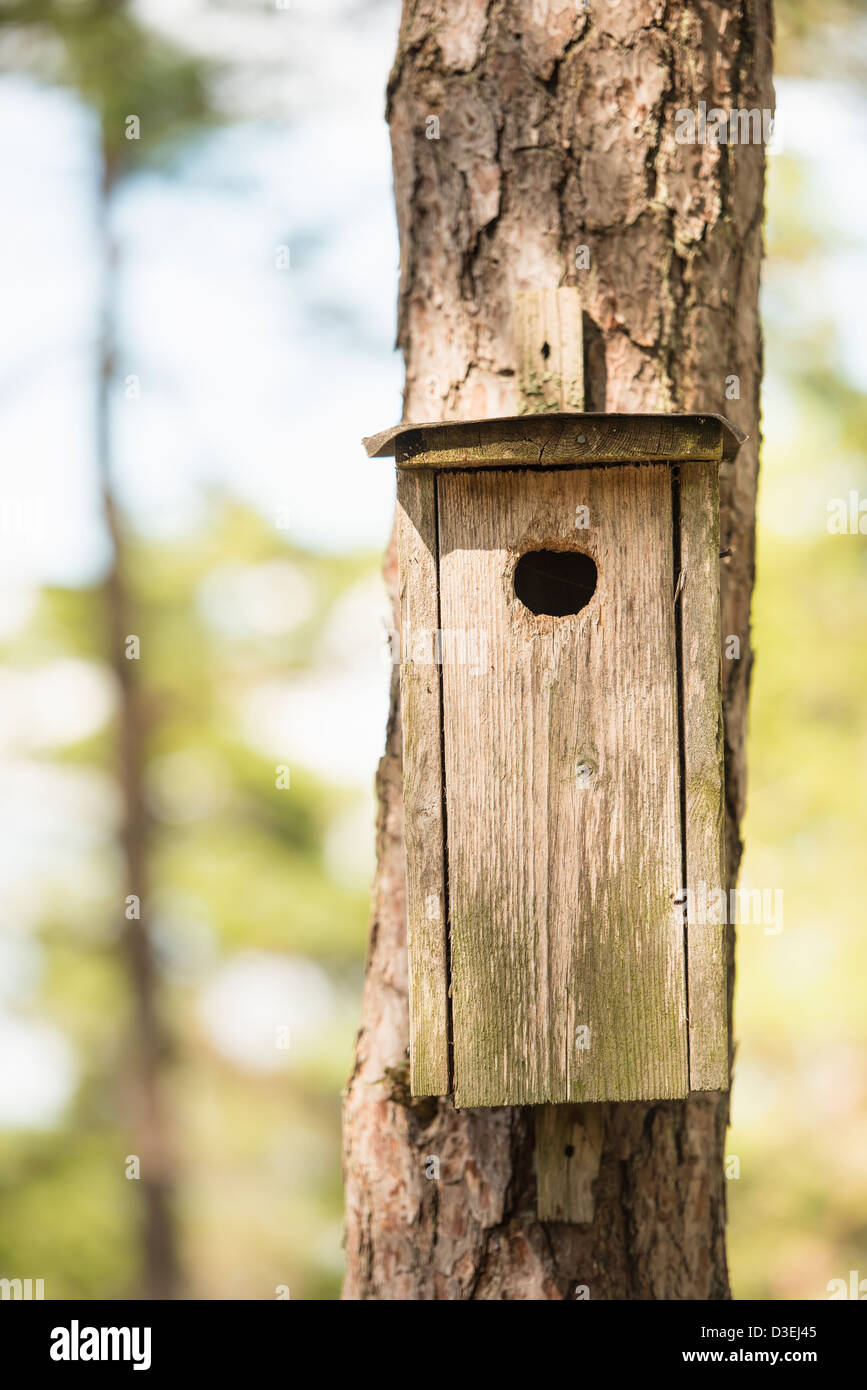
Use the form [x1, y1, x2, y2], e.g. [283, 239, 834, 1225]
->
[0, 0, 404, 594]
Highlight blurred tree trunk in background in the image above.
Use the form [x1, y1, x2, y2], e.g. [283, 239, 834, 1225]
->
[97, 157, 178, 1302]
[343, 0, 774, 1300]
[0, 0, 214, 1300]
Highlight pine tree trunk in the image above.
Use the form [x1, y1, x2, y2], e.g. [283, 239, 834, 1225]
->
[98, 159, 179, 1302]
[343, 0, 774, 1300]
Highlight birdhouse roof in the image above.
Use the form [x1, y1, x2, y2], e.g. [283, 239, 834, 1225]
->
[363, 412, 745, 469]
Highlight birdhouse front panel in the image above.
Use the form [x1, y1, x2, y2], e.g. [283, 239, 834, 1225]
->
[438, 465, 686, 1106]
[367, 414, 741, 1109]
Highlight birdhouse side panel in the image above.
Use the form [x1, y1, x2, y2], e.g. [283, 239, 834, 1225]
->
[679, 461, 729, 1091]
[437, 466, 689, 1106]
[396, 471, 450, 1098]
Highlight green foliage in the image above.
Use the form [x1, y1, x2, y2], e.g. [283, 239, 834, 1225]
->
[0, 1129, 138, 1298]
[726, 48, 867, 1294]
[0, 499, 379, 1297]
[776, 0, 867, 77]
[0, 0, 217, 175]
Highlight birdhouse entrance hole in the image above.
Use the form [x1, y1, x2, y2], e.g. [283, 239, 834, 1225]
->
[514, 549, 598, 617]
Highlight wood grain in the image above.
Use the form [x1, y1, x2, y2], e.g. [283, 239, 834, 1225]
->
[678, 463, 728, 1091]
[396, 470, 450, 1096]
[364, 412, 744, 466]
[535, 1104, 607, 1223]
[513, 286, 594, 1216]
[514, 288, 584, 413]
[438, 465, 689, 1106]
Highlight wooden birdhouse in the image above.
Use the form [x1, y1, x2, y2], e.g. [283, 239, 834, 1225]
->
[365, 411, 743, 1111]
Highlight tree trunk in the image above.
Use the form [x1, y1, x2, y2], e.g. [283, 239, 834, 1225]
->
[98, 159, 179, 1302]
[343, 0, 773, 1300]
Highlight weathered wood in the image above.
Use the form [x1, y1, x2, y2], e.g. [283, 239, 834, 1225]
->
[535, 1104, 607, 1223]
[438, 465, 689, 1106]
[679, 463, 728, 1091]
[363, 412, 745, 468]
[396, 471, 450, 1096]
[515, 287, 597, 1219]
[514, 288, 584, 413]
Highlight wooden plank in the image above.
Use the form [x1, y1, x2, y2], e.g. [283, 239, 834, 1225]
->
[678, 462, 729, 1092]
[535, 1104, 607, 1223]
[363, 412, 745, 466]
[438, 465, 689, 1106]
[395, 415, 725, 468]
[396, 470, 450, 1096]
[514, 287, 593, 1215]
[514, 288, 584, 413]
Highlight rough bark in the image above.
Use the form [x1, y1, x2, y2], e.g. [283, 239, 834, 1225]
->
[343, 0, 773, 1300]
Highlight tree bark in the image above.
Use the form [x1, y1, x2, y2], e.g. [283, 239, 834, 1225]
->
[343, 0, 773, 1300]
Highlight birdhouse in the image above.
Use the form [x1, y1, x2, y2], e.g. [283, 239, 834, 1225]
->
[365, 412, 743, 1109]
